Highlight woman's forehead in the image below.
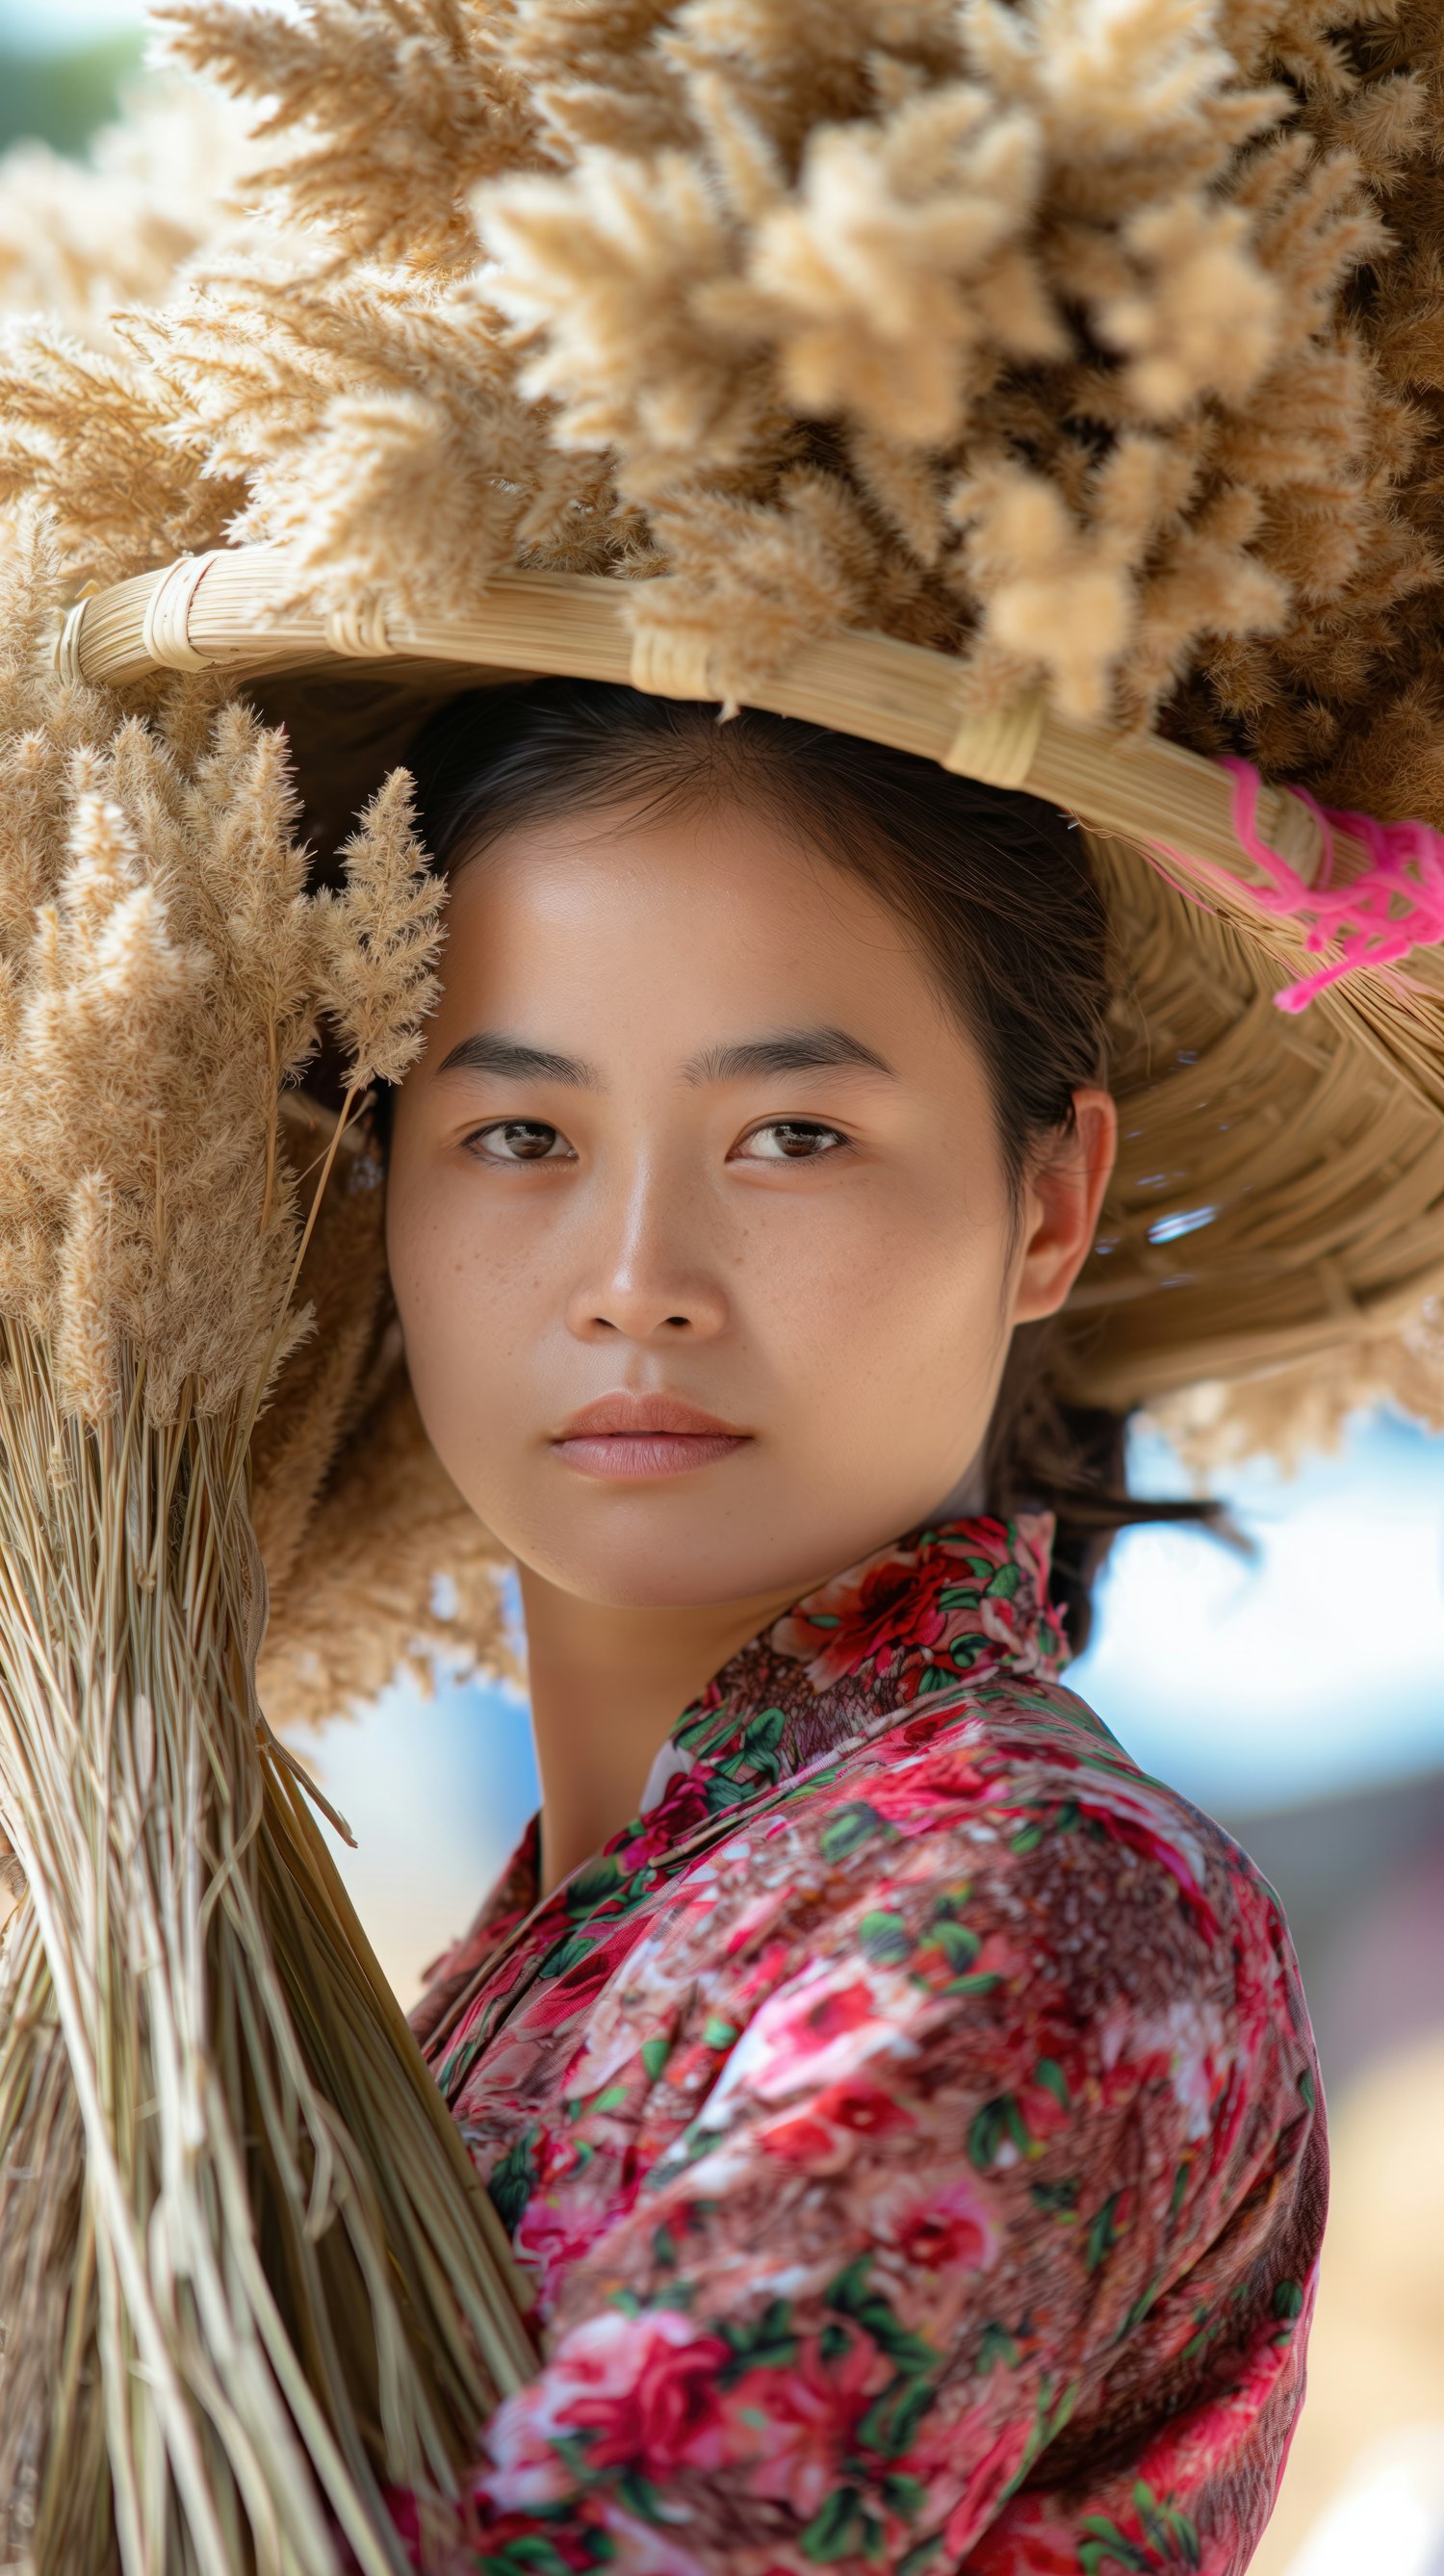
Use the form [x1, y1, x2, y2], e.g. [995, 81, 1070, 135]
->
[446, 800, 920, 976]
[430, 800, 965, 1072]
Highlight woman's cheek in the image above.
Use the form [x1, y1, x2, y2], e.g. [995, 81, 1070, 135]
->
[751, 1179, 981, 1396]
[388, 1195, 522, 1475]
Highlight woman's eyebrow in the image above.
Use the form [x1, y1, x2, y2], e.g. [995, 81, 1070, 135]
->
[434, 1030, 599, 1085]
[684, 1026, 895, 1085]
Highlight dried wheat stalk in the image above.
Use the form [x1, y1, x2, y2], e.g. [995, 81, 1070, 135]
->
[0, 514, 533, 2576]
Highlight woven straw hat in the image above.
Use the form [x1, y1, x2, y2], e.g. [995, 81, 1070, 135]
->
[60, 540, 1444, 1398]
[13, 0, 1444, 1710]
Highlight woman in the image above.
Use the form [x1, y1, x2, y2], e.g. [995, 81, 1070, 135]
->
[33, 0, 1444, 2549]
[379, 679, 1326, 2574]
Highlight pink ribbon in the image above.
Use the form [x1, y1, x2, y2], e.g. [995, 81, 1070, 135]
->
[1147, 756, 1444, 1013]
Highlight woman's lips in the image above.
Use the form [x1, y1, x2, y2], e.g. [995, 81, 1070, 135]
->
[555, 1430, 747, 1479]
[552, 1394, 750, 1481]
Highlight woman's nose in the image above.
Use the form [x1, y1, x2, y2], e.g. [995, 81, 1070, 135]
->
[563, 1165, 728, 1344]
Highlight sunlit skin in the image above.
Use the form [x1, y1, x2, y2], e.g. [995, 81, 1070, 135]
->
[386, 798, 1117, 1893]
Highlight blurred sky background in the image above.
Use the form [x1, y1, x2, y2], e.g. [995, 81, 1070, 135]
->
[0, 0, 145, 158]
[5, 13, 1444, 2569]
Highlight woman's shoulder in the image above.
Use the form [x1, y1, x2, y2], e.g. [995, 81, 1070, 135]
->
[812, 1660, 1257, 1857]
[853, 1665, 1289, 1916]
[774, 1665, 1316, 2094]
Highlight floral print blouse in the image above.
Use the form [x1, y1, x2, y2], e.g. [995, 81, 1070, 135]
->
[411, 1513, 1326, 2576]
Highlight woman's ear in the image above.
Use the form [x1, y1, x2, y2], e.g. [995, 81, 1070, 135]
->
[1010, 1089, 1118, 1327]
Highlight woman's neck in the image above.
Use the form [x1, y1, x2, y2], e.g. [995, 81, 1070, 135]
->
[517, 1568, 803, 1897]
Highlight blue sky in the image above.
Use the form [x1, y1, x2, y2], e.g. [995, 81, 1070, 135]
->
[1074, 1410, 1444, 1811]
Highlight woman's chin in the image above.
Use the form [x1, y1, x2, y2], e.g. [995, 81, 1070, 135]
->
[496, 1499, 811, 1616]
[502, 1509, 908, 1625]
[477, 1456, 957, 1620]
[529, 1550, 789, 1614]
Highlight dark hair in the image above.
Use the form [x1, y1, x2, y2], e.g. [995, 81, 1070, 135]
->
[385, 676, 1214, 1650]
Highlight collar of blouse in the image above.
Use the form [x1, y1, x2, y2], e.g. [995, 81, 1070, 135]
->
[411, 1510, 1070, 2070]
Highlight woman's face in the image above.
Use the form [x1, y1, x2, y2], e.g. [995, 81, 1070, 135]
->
[386, 797, 1116, 1611]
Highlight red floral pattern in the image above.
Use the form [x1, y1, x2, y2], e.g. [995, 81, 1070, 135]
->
[412, 1513, 1326, 2574]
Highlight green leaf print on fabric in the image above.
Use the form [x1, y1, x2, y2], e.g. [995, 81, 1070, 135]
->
[718, 2296, 798, 2380]
[1004, 2372, 1083, 2501]
[856, 2369, 937, 2459]
[921, 1917, 980, 1974]
[827, 2256, 939, 2378]
[1078, 2484, 1203, 2570]
[799, 2486, 886, 2563]
[704, 1772, 754, 1817]
[1085, 2189, 1128, 2275]
[565, 1855, 624, 1915]
[978, 2321, 1021, 2372]
[738, 1705, 786, 1760]
[486, 2126, 539, 2232]
[474, 2538, 587, 2576]
[896, 2536, 947, 2576]
[1079, 2524, 1152, 2573]
[1035, 2056, 1071, 2109]
[537, 1929, 596, 1981]
[967, 2094, 1031, 2171]
[819, 1801, 890, 1862]
[1031, 2176, 1081, 2219]
[614, 2468, 669, 2525]
[859, 1909, 913, 1966]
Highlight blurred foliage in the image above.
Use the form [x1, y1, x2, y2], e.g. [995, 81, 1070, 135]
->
[0, 33, 143, 156]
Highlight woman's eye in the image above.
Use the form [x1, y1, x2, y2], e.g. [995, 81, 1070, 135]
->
[735, 1120, 849, 1163]
[466, 1120, 575, 1165]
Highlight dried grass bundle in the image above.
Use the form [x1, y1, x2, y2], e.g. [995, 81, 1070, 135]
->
[0, 77, 258, 348]
[0, 516, 532, 2576]
[4, 0, 1439, 788]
